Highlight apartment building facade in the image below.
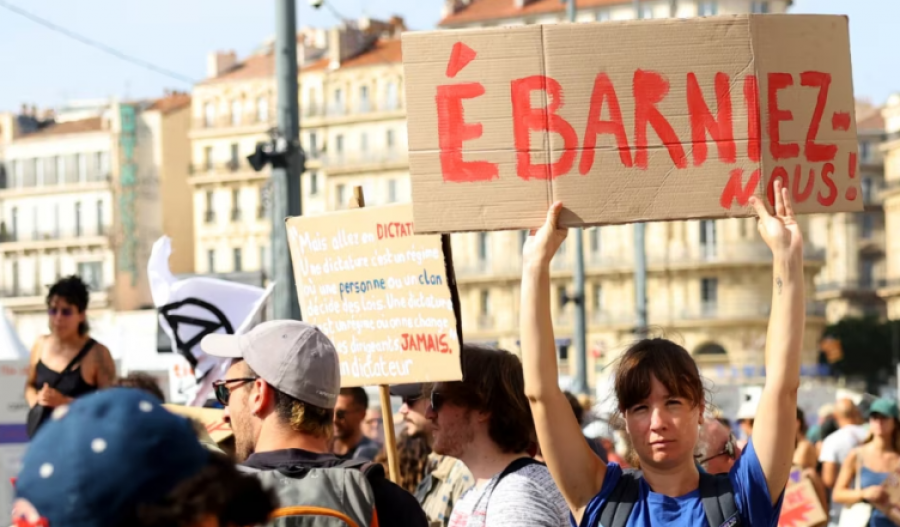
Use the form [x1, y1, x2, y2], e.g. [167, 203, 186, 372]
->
[0, 95, 193, 345]
[880, 95, 900, 319]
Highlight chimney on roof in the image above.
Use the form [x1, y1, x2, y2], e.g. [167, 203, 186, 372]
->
[327, 25, 374, 69]
[442, 0, 471, 18]
[207, 51, 237, 79]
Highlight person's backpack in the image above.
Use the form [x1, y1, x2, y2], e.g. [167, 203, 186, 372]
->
[241, 459, 381, 526]
[598, 470, 740, 527]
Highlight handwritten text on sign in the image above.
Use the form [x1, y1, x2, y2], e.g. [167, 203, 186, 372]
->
[403, 15, 860, 233]
[286, 204, 462, 387]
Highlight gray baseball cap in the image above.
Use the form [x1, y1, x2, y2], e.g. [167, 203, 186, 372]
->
[200, 320, 340, 409]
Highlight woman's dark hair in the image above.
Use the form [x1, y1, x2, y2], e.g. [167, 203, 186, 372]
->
[114, 373, 166, 403]
[47, 275, 90, 335]
[796, 407, 808, 435]
[440, 344, 536, 454]
[565, 391, 585, 425]
[375, 429, 431, 494]
[117, 451, 277, 527]
[614, 338, 705, 414]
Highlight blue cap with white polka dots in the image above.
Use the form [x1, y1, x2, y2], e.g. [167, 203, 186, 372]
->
[14, 388, 209, 527]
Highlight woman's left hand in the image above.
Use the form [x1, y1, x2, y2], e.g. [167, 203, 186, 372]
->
[750, 180, 803, 261]
[37, 384, 71, 408]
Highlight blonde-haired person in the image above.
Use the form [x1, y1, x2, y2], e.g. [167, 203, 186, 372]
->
[832, 399, 900, 527]
[520, 182, 804, 527]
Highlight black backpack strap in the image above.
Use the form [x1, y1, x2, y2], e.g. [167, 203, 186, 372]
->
[50, 338, 95, 389]
[699, 472, 740, 527]
[598, 470, 641, 527]
[496, 457, 543, 487]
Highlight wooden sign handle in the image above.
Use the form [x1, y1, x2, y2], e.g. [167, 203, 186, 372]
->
[347, 185, 400, 485]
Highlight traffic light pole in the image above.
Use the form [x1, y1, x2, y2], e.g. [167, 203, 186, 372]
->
[272, 0, 303, 320]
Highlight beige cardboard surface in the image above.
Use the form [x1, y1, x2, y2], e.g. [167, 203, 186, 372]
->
[164, 404, 233, 444]
[402, 15, 860, 233]
[286, 204, 462, 387]
[778, 476, 827, 527]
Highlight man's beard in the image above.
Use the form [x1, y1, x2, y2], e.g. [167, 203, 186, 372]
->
[432, 419, 473, 458]
[232, 408, 256, 462]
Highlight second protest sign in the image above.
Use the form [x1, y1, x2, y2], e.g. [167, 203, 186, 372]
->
[286, 204, 462, 387]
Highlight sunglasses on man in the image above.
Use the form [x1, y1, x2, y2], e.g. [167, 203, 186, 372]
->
[48, 307, 75, 317]
[212, 377, 257, 406]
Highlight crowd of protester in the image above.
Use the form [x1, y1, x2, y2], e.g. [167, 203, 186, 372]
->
[12, 185, 900, 527]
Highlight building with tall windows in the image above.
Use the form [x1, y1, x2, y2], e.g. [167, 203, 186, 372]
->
[879, 95, 900, 319]
[0, 94, 193, 345]
[435, 0, 825, 388]
[191, 17, 406, 280]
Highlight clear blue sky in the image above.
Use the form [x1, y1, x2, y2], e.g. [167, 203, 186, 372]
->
[0, 0, 897, 111]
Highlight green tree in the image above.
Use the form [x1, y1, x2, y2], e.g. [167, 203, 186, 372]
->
[821, 317, 900, 391]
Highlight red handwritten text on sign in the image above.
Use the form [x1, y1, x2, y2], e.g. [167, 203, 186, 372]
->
[434, 46, 855, 210]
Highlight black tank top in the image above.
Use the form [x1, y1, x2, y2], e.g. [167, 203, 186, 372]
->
[33, 339, 98, 399]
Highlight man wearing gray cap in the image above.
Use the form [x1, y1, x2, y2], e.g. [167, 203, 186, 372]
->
[202, 320, 428, 527]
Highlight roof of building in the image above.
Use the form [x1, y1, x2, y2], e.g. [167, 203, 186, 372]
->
[439, 0, 792, 26]
[147, 93, 192, 114]
[201, 52, 275, 85]
[440, 0, 628, 25]
[301, 39, 403, 72]
[19, 117, 104, 139]
[857, 111, 885, 132]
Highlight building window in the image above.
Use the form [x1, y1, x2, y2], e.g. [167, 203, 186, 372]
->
[557, 285, 568, 310]
[700, 220, 717, 258]
[480, 289, 490, 314]
[11, 260, 19, 296]
[96, 200, 104, 235]
[596, 10, 610, 21]
[860, 141, 870, 162]
[31, 207, 37, 240]
[360, 132, 368, 153]
[231, 100, 242, 126]
[862, 177, 874, 203]
[335, 134, 344, 158]
[593, 283, 603, 310]
[257, 186, 267, 219]
[233, 248, 242, 272]
[55, 156, 65, 184]
[332, 88, 344, 116]
[76, 154, 87, 183]
[77, 262, 103, 291]
[207, 249, 215, 273]
[388, 179, 397, 203]
[477, 232, 489, 261]
[697, 1, 717, 16]
[860, 258, 875, 288]
[256, 96, 269, 123]
[385, 81, 398, 110]
[10, 207, 17, 240]
[386, 129, 395, 150]
[639, 5, 654, 18]
[34, 158, 44, 185]
[701, 277, 718, 313]
[751, 1, 769, 13]
[336, 184, 346, 209]
[74, 201, 82, 236]
[558, 342, 569, 362]
[590, 227, 601, 253]
[696, 342, 727, 355]
[519, 230, 529, 249]
[204, 146, 214, 172]
[358, 85, 370, 113]
[260, 246, 268, 274]
[308, 132, 318, 158]
[861, 213, 874, 239]
[229, 143, 239, 170]
[205, 191, 215, 223]
[204, 102, 216, 127]
[310, 171, 319, 195]
[231, 188, 241, 222]
[53, 204, 59, 238]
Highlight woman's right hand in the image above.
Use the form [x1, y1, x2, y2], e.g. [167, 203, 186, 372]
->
[863, 485, 888, 505]
[522, 201, 568, 271]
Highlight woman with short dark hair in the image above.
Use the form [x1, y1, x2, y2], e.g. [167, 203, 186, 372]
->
[24, 275, 116, 437]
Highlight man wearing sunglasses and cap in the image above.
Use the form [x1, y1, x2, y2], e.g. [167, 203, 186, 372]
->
[202, 320, 428, 527]
[391, 383, 473, 527]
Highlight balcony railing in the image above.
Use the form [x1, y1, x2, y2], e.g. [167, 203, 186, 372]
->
[230, 208, 242, 222]
[583, 242, 824, 268]
[0, 287, 40, 298]
[455, 259, 523, 277]
[0, 226, 109, 243]
[320, 150, 407, 168]
[817, 278, 881, 293]
[674, 301, 826, 321]
[204, 210, 216, 224]
[189, 160, 254, 175]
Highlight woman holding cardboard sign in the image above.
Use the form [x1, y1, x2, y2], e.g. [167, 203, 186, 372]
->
[520, 180, 804, 527]
[833, 399, 900, 527]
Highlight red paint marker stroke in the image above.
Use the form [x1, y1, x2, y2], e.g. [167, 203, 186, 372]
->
[832, 112, 851, 131]
[446, 42, 476, 78]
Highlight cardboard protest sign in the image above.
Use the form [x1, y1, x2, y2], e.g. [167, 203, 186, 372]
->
[286, 204, 462, 387]
[779, 475, 827, 527]
[164, 404, 232, 444]
[882, 462, 900, 509]
[402, 15, 860, 233]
